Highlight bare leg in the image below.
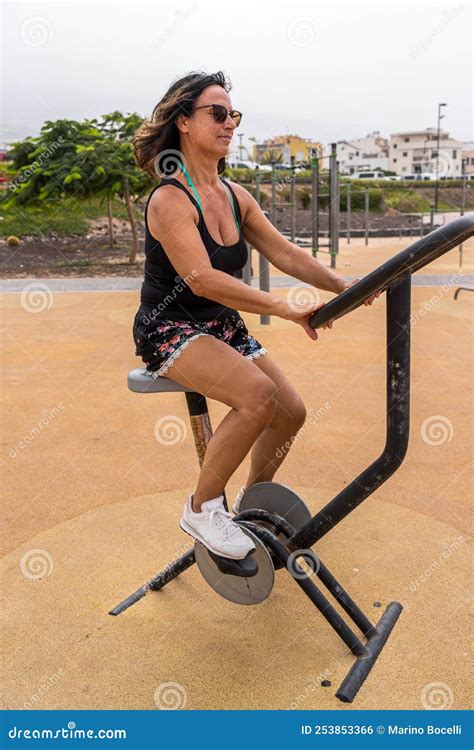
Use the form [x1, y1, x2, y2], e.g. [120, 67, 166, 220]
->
[192, 400, 277, 509]
[153, 336, 279, 513]
[242, 353, 307, 489]
[244, 412, 305, 487]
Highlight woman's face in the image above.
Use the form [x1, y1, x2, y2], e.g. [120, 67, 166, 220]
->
[179, 84, 237, 159]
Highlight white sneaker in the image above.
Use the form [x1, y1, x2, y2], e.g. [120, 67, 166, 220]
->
[232, 486, 247, 515]
[180, 494, 256, 560]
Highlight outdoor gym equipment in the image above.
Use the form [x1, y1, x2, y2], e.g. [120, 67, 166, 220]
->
[254, 146, 340, 267]
[110, 214, 474, 703]
[310, 143, 339, 266]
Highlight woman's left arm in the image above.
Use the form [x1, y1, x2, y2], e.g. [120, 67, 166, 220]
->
[234, 184, 381, 305]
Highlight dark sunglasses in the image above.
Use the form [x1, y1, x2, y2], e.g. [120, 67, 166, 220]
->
[193, 104, 242, 126]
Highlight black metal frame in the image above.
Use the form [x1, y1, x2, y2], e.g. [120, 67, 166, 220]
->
[109, 215, 474, 704]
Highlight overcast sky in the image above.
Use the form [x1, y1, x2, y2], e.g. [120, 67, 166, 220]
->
[2, 0, 472, 152]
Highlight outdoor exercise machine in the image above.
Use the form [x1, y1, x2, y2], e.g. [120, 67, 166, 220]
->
[252, 147, 340, 267]
[310, 144, 339, 267]
[110, 214, 474, 703]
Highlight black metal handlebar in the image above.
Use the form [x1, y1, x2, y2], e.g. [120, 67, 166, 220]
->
[310, 214, 474, 329]
[289, 213, 474, 551]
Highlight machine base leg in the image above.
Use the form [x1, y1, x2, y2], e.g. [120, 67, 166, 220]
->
[109, 549, 196, 616]
[336, 601, 403, 703]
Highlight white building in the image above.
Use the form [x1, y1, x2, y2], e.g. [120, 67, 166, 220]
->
[327, 132, 389, 175]
[461, 142, 474, 176]
[389, 128, 463, 177]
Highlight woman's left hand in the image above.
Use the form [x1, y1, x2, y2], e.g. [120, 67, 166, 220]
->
[338, 278, 382, 306]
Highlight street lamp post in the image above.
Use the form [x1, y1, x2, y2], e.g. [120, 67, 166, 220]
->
[237, 133, 245, 162]
[434, 102, 446, 211]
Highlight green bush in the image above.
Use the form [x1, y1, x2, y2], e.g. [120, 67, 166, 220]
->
[0, 195, 137, 237]
[338, 188, 383, 212]
[223, 167, 256, 183]
[383, 191, 431, 213]
[276, 187, 291, 202]
[297, 188, 311, 209]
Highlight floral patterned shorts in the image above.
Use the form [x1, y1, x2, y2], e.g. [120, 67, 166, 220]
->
[132, 308, 268, 378]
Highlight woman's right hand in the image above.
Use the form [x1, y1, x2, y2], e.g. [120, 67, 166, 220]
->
[281, 301, 334, 340]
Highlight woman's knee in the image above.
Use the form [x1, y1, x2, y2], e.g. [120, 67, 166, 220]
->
[272, 396, 307, 432]
[240, 377, 278, 425]
[291, 399, 307, 428]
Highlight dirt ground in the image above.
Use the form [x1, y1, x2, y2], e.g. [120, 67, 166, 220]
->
[0, 236, 473, 711]
[0, 210, 447, 279]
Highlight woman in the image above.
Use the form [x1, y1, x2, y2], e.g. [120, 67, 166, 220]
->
[132, 70, 379, 561]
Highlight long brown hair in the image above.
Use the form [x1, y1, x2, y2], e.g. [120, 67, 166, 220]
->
[133, 70, 232, 180]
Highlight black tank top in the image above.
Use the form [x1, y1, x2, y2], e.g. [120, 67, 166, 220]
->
[139, 177, 248, 321]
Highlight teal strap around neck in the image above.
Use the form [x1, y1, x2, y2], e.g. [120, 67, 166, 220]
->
[177, 160, 240, 233]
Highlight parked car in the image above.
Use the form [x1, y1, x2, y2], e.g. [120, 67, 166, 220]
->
[352, 170, 390, 180]
[400, 173, 437, 181]
[227, 159, 272, 172]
